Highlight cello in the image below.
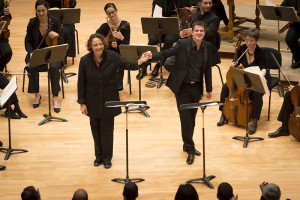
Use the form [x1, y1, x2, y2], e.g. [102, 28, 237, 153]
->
[288, 84, 300, 141]
[222, 34, 253, 126]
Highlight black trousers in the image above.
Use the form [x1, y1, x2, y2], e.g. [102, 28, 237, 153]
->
[0, 40, 12, 72]
[219, 83, 264, 120]
[175, 82, 202, 154]
[63, 24, 76, 58]
[278, 91, 293, 126]
[285, 22, 300, 63]
[212, 0, 229, 25]
[25, 62, 61, 96]
[89, 117, 114, 161]
[141, 33, 179, 70]
[0, 74, 18, 108]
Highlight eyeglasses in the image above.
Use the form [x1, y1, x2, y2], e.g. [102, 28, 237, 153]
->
[106, 10, 116, 16]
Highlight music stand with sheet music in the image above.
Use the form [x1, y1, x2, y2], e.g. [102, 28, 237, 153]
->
[230, 67, 265, 148]
[119, 44, 158, 117]
[0, 76, 28, 160]
[141, 17, 179, 88]
[106, 101, 147, 184]
[258, 5, 299, 51]
[0, 20, 10, 76]
[29, 44, 68, 126]
[180, 101, 222, 189]
[49, 8, 81, 82]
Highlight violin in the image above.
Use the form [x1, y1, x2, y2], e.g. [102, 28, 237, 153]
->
[222, 34, 253, 126]
[106, 20, 129, 45]
[288, 84, 300, 141]
[178, 7, 193, 29]
[0, 0, 11, 40]
[37, 18, 58, 49]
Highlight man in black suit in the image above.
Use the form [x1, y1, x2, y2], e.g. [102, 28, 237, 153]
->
[145, 20, 213, 164]
[280, 0, 300, 69]
[0, 0, 12, 72]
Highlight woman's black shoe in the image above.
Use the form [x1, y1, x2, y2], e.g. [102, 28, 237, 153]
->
[249, 119, 257, 135]
[14, 105, 28, 118]
[94, 159, 103, 167]
[54, 108, 61, 113]
[103, 161, 112, 169]
[217, 114, 228, 126]
[33, 95, 41, 108]
[5, 108, 21, 119]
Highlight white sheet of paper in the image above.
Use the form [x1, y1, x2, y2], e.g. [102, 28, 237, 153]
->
[0, 76, 18, 107]
[243, 66, 270, 96]
[153, 4, 163, 17]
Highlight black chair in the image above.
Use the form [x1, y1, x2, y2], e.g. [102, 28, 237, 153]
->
[261, 47, 283, 121]
[214, 32, 224, 85]
[72, 27, 80, 65]
[22, 64, 65, 99]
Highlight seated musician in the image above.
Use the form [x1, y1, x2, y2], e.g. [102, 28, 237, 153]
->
[280, 0, 300, 69]
[211, 0, 229, 26]
[268, 81, 300, 138]
[164, 0, 220, 72]
[0, 74, 27, 119]
[46, 0, 77, 61]
[217, 28, 271, 135]
[25, 0, 62, 112]
[96, 3, 130, 91]
[0, 0, 12, 72]
[136, 0, 196, 79]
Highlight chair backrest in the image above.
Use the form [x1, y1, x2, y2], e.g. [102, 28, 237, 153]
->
[216, 32, 221, 50]
[261, 47, 282, 70]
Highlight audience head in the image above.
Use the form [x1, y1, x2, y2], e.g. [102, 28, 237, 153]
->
[175, 183, 199, 200]
[123, 182, 138, 200]
[72, 188, 88, 200]
[262, 183, 281, 200]
[217, 182, 234, 200]
[21, 186, 40, 200]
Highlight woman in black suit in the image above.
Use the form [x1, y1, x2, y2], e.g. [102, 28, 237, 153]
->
[96, 3, 130, 91]
[77, 33, 149, 168]
[25, 0, 62, 112]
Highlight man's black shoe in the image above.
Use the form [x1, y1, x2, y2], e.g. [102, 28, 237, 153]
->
[93, 159, 103, 167]
[0, 141, 3, 147]
[186, 153, 195, 165]
[249, 119, 257, 135]
[0, 165, 6, 171]
[136, 68, 147, 80]
[103, 161, 112, 169]
[217, 114, 228, 126]
[291, 62, 300, 69]
[268, 127, 290, 138]
[150, 65, 160, 77]
[183, 147, 201, 156]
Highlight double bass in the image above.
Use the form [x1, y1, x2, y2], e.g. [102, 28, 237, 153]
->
[222, 34, 253, 126]
[288, 84, 300, 141]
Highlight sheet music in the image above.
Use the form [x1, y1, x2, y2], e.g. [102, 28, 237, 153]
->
[244, 66, 270, 96]
[153, 4, 163, 17]
[0, 20, 7, 35]
[0, 76, 18, 107]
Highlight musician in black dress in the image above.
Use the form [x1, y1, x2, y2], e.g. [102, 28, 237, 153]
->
[268, 81, 300, 138]
[96, 3, 130, 91]
[46, 0, 77, 60]
[136, 0, 197, 79]
[77, 33, 149, 168]
[217, 29, 271, 135]
[280, 0, 300, 69]
[0, 0, 12, 72]
[25, 0, 62, 112]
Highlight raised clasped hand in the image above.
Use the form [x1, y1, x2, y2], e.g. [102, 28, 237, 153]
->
[48, 31, 58, 39]
[4, 7, 9, 16]
[112, 31, 123, 40]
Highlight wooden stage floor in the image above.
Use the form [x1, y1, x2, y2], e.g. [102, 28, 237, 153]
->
[0, 0, 299, 199]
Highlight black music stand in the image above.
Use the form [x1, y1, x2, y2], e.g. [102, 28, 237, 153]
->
[141, 17, 179, 88]
[119, 44, 158, 117]
[0, 76, 28, 160]
[49, 8, 81, 82]
[181, 101, 222, 189]
[230, 67, 265, 148]
[258, 5, 299, 51]
[106, 101, 147, 184]
[29, 44, 69, 126]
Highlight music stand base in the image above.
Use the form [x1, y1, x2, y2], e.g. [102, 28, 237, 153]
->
[233, 135, 264, 148]
[149, 77, 167, 89]
[38, 114, 68, 126]
[0, 148, 28, 160]
[0, 165, 6, 170]
[124, 106, 150, 117]
[111, 177, 145, 184]
[186, 175, 216, 189]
